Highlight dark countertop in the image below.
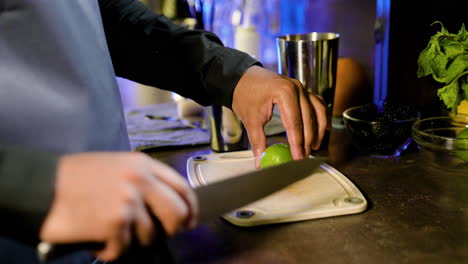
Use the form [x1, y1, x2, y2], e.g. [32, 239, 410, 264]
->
[146, 129, 468, 264]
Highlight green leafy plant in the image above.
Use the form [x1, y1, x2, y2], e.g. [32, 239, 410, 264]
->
[417, 22, 468, 113]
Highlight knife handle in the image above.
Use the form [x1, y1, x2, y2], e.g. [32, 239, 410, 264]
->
[37, 241, 104, 263]
[37, 212, 171, 263]
[37, 240, 175, 264]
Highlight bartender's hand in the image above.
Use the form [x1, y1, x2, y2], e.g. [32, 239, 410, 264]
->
[40, 152, 197, 262]
[232, 66, 327, 167]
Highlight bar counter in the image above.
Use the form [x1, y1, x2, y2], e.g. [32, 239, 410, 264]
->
[146, 129, 468, 264]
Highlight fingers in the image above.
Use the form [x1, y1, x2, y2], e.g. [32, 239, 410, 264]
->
[96, 227, 131, 261]
[274, 79, 305, 160]
[133, 195, 155, 247]
[95, 187, 156, 261]
[245, 123, 267, 168]
[309, 94, 328, 150]
[275, 78, 328, 156]
[140, 173, 191, 237]
[95, 206, 132, 261]
[150, 161, 198, 229]
[297, 83, 316, 157]
[97, 158, 195, 261]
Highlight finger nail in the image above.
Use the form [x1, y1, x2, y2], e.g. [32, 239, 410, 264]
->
[254, 156, 261, 169]
[314, 142, 321, 150]
[305, 147, 311, 157]
[299, 151, 305, 159]
[185, 218, 197, 230]
[292, 148, 305, 160]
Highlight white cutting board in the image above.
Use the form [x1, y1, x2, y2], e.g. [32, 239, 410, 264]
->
[187, 150, 367, 226]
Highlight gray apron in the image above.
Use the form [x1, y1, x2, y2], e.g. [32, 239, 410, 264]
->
[0, 0, 130, 154]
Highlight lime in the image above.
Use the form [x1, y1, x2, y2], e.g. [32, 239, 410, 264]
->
[260, 143, 293, 168]
[455, 128, 468, 162]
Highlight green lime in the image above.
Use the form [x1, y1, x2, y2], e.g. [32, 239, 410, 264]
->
[455, 128, 468, 162]
[260, 143, 293, 168]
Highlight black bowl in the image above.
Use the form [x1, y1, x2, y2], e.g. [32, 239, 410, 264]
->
[343, 104, 420, 157]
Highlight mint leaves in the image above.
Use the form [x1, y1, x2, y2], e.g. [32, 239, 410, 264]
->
[417, 22, 468, 112]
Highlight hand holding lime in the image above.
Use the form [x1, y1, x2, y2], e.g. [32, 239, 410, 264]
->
[455, 128, 468, 162]
[260, 143, 293, 168]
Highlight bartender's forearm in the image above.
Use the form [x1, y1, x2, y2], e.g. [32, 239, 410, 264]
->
[98, 0, 260, 108]
[0, 145, 58, 245]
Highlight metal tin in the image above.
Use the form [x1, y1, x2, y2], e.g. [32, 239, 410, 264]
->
[206, 105, 249, 152]
[277, 32, 340, 122]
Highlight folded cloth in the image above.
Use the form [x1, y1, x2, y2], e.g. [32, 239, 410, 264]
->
[125, 103, 285, 151]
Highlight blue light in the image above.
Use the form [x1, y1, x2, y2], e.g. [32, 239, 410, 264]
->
[374, 0, 391, 109]
[280, 0, 308, 35]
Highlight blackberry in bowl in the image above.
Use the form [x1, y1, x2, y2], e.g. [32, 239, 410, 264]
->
[343, 103, 421, 157]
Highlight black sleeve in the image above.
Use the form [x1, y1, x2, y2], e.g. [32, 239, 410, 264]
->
[98, 0, 260, 108]
[0, 146, 58, 245]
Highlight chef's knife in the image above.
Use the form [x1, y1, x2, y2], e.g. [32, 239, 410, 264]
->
[38, 157, 323, 262]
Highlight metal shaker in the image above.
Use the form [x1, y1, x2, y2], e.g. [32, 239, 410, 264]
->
[277, 32, 340, 127]
[206, 105, 249, 152]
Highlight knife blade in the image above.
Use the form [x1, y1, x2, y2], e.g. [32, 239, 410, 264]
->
[37, 157, 323, 262]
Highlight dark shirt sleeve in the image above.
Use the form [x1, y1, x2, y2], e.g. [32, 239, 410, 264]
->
[98, 0, 261, 108]
[0, 146, 58, 245]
